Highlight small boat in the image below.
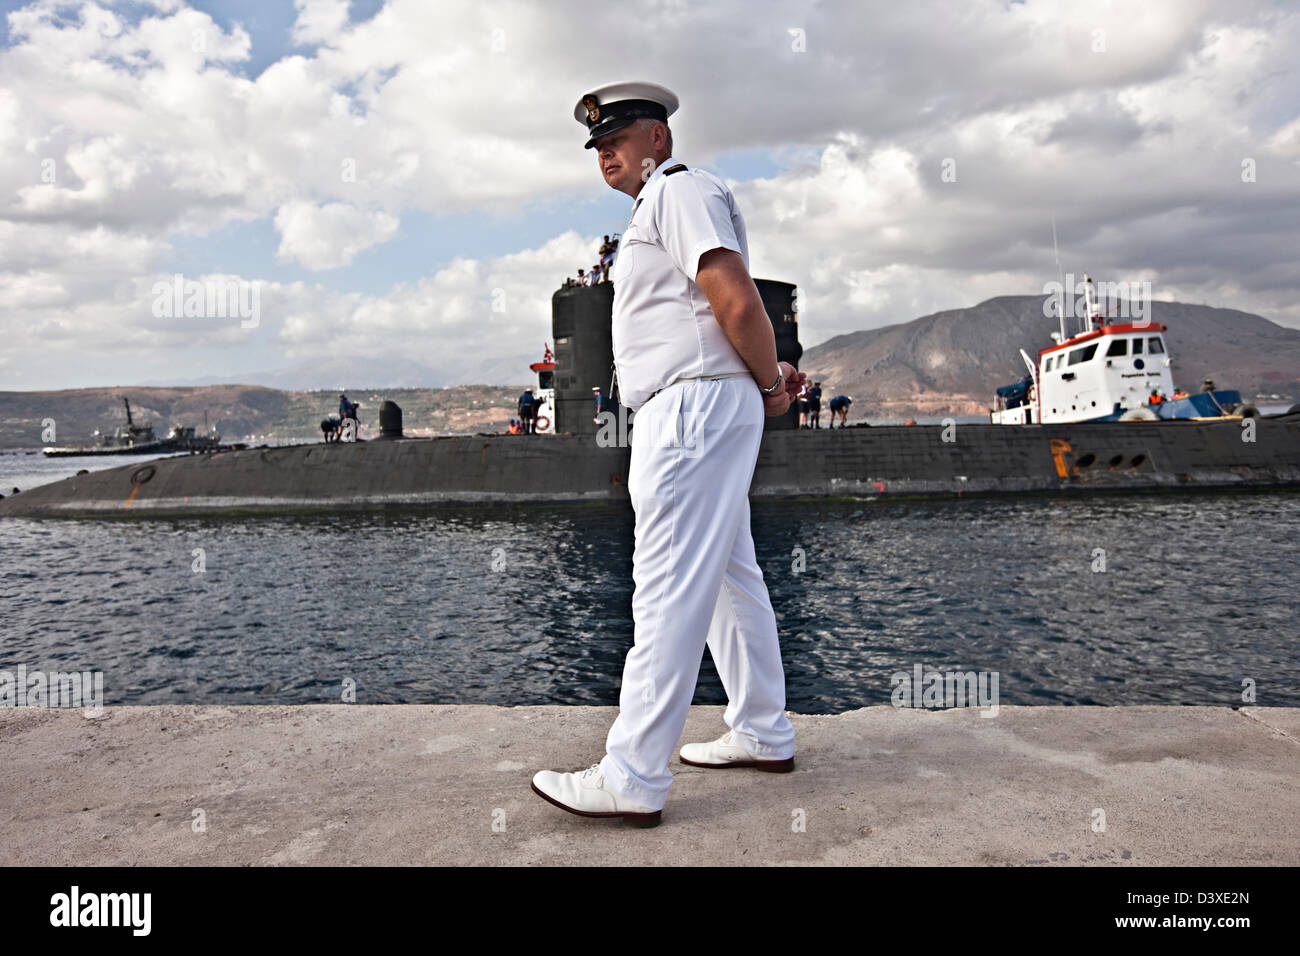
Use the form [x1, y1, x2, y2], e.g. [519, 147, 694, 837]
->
[44, 398, 162, 456]
[525, 343, 557, 434]
[43, 398, 230, 457]
[163, 423, 223, 452]
[990, 273, 1256, 425]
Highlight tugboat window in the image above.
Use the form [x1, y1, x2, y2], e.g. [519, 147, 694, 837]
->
[1106, 339, 1127, 356]
[1067, 344, 1098, 365]
[1132, 338, 1144, 354]
[1148, 337, 1165, 354]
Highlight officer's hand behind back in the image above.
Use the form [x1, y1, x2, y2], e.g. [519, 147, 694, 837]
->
[763, 390, 793, 417]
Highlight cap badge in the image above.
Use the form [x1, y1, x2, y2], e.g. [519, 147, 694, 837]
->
[583, 95, 600, 123]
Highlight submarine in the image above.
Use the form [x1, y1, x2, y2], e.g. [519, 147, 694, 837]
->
[2, 277, 1298, 519]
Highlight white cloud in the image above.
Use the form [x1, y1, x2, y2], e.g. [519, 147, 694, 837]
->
[1, 0, 1298, 389]
[275, 231, 595, 361]
[292, 0, 352, 47]
[273, 200, 400, 269]
[0, 222, 597, 388]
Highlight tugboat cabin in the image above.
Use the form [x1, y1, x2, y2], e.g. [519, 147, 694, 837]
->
[1032, 322, 1174, 424]
[990, 272, 1247, 425]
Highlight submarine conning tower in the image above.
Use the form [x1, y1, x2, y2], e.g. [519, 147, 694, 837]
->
[549, 278, 803, 434]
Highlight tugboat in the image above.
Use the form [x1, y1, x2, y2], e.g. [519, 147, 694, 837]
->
[527, 343, 557, 435]
[43, 398, 229, 457]
[990, 274, 1257, 424]
[43, 398, 164, 456]
[162, 423, 224, 452]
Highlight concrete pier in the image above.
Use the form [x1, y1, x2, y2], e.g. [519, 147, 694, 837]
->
[2, 705, 1296, 865]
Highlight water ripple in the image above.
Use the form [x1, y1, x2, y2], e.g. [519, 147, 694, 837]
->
[0, 491, 1296, 711]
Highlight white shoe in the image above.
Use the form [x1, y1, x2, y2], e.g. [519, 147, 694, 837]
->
[531, 764, 662, 827]
[679, 730, 795, 772]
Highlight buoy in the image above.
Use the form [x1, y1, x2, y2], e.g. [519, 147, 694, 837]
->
[1120, 407, 1159, 421]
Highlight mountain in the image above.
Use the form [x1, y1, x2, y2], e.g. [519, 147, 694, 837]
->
[800, 297, 1300, 417]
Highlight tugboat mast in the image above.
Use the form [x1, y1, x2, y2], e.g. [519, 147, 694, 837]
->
[1052, 213, 1067, 345]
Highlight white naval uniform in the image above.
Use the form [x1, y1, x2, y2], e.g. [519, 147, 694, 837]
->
[598, 156, 796, 812]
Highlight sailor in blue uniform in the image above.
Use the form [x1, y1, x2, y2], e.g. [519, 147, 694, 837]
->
[517, 388, 537, 434]
[807, 380, 823, 428]
[337, 393, 358, 441]
[532, 82, 803, 826]
[828, 394, 853, 428]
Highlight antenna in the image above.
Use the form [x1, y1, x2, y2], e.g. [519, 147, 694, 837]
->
[1082, 274, 1097, 333]
[1051, 213, 1067, 344]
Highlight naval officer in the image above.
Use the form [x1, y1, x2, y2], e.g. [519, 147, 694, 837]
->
[531, 82, 804, 827]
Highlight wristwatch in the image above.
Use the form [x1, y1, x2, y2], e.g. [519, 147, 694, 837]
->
[759, 367, 784, 395]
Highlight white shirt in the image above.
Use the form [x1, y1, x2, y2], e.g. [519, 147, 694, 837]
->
[608, 156, 751, 411]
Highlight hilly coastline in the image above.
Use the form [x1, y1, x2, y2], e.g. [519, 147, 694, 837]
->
[2, 298, 1296, 448]
[0, 385, 528, 449]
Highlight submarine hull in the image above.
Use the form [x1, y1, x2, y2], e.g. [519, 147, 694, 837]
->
[3, 416, 1297, 518]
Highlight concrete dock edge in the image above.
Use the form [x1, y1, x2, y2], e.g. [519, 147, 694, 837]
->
[2, 704, 1296, 866]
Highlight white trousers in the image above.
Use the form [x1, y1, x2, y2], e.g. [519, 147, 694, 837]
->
[599, 376, 796, 811]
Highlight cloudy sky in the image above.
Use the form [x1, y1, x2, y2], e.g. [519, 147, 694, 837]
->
[1, 0, 1297, 390]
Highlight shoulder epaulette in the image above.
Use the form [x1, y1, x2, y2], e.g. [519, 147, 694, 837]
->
[663, 163, 688, 175]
